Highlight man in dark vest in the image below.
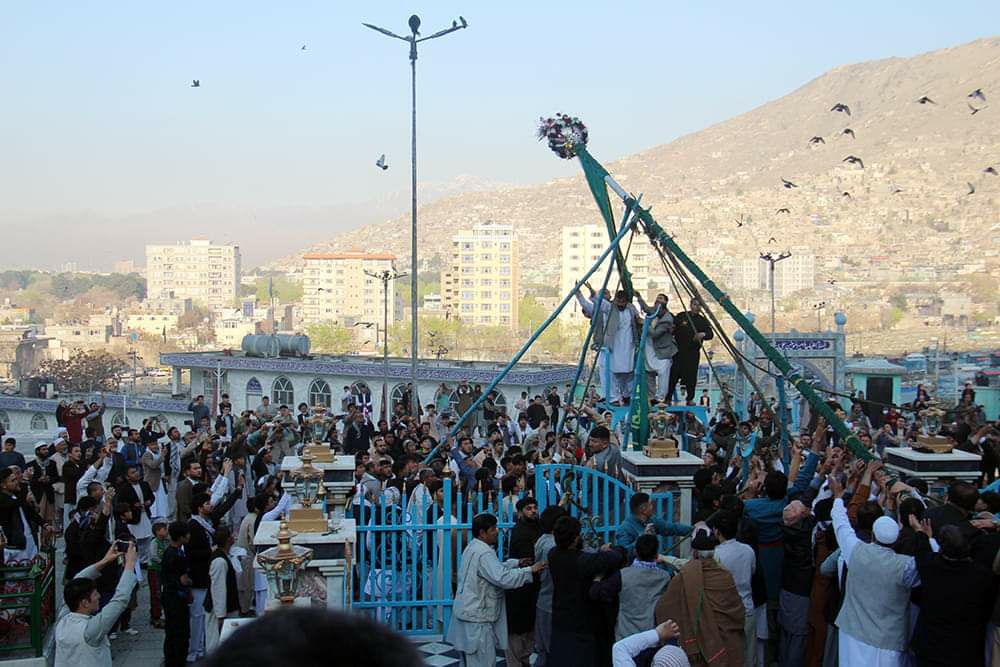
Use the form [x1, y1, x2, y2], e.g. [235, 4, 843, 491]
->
[505, 497, 542, 666]
[205, 526, 241, 652]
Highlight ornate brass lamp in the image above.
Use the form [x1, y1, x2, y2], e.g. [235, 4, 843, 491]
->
[256, 520, 313, 607]
[307, 407, 335, 462]
[288, 447, 327, 532]
[916, 403, 952, 453]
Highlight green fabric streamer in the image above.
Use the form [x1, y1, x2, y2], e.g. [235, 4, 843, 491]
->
[629, 310, 656, 449]
[577, 148, 633, 296]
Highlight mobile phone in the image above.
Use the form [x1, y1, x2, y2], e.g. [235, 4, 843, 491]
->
[115, 540, 132, 552]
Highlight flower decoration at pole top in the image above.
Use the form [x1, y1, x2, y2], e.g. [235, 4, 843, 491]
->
[537, 113, 588, 159]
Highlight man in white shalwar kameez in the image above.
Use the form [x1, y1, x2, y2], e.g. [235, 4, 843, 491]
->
[605, 291, 640, 404]
[575, 286, 612, 401]
[447, 513, 546, 666]
[829, 476, 937, 667]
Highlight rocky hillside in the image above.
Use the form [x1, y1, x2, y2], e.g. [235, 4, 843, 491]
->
[290, 37, 1000, 284]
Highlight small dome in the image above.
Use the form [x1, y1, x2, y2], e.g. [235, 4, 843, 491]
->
[734, 330, 745, 342]
[744, 312, 756, 324]
[834, 311, 847, 326]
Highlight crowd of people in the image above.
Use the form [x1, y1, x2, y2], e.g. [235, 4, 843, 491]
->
[1, 354, 999, 667]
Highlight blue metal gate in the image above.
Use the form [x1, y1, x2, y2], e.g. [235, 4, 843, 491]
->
[352, 464, 676, 636]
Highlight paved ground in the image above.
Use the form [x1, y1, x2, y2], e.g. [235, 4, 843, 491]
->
[108, 574, 163, 667]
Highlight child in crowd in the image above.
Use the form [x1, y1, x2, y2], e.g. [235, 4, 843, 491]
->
[148, 521, 169, 629]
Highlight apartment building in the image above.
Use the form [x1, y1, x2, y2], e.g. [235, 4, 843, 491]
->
[301, 252, 397, 325]
[441, 223, 519, 328]
[145, 238, 241, 310]
[757, 246, 816, 298]
[558, 223, 654, 322]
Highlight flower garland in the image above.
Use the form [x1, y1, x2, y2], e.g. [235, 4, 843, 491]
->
[537, 113, 588, 159]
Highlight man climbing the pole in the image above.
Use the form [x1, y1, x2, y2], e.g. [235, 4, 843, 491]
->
[637, 293, 676, 403]
[575, 284, 612, 401]
[668, 298, 713, 405]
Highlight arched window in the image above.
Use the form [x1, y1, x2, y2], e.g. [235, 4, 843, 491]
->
[272, 376, 294, 406]
[390, 383, 409, 412]
[0, 410, 9, 433]
[111, 410, 130, 427]
[308, 379, 332, 409]
[246, 377, 263, 408]
[30, 413, 48, 430]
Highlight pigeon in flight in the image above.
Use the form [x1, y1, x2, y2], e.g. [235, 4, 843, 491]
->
[775, 208, 790, 215]
[301, 44, 307, 50]
[985, 166, 999, 176]
[735, 215, 744, 228]
[967, 182, 976, 195]
[969, 88, 987, 103]
[841, 191, 852, 200]
[808, 136, 825, 145]
[841, 128, 855, 139]
[916, 96, 936, 105]
[968, 103, 983, 115]
[843, 155, 864, 169]
[191, 79, 200, 88]
[781, 178, 798, 189]
[827, 279, 837, 285]
[376, 154, 388, 170]
[831, 103, 851, 116]
[768, 237, 778, 244]
[890, 184, 904, 195]
[459, 16, 468, 28]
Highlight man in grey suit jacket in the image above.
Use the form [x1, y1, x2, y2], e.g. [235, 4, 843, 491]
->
[638, 293, 677, 402]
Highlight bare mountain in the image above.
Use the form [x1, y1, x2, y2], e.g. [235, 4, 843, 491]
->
[290, 37, 1000, 286]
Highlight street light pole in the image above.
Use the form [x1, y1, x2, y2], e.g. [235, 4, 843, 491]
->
[813, 301, 827, 332]
[760, 250, 792, 373]
[363, 14, 468, 417]
[365, 269, 406, 421]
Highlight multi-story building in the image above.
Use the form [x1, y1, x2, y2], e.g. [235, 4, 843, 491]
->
[558, 223, 654, 322]
[441, 223, 519, 328]
[145, 238, 241, 310]
[301, 252, 397, 326]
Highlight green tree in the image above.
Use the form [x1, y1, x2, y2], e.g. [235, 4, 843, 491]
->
[38, 350, 128, 393]
[889, 293, 907, 310]
[518, 296, 548, 330]
[307, 323, 354, 354]
[255, 275, 303, 303]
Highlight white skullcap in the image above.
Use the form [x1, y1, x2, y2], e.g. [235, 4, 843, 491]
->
[653, 644, 691, 667]
[873, 516, 900, 545]
[33, 440, 48, 451]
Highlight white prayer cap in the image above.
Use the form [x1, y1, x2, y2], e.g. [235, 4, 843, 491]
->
[652, 644, 690, 667]
[34, 440, 49, 451]
[873, 516, 900, 545]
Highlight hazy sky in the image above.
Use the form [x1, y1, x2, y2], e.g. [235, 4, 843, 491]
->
[1, 1, 999, 214]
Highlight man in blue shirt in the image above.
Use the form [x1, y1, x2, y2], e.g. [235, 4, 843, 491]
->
[449, 436, 479, 495]
[616, 492, 692, 559]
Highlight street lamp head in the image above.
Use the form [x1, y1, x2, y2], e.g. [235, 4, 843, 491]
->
[408, 14, 421, 35]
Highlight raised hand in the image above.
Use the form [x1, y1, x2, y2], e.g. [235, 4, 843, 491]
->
[656, 619, 681, 642]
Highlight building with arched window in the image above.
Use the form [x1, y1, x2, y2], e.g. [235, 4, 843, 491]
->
[162, 351, 577, 421]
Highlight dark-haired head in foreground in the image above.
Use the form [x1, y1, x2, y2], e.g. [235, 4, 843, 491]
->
[202, 607, 423, 667]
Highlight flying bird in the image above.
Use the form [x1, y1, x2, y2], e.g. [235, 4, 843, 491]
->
[301, 44, 307, 50]
[968, 103, 983, 115]
[191, 79, 200, 88]
[967, 182, 976, 196]
[775, 208, 790, 215]
[843, 155, 864, 169]
[808, 136, 825, 145]
[985, 166, 999, 176]
[767, 237, 778, 244]
[459, 16, 468, 28]
[841, 191, 852, 200]
[890, 184, 904, 194]
[827, 279, 837, 285]
[376, 154, 388, 170]
[969, 88, 987, 103]
[781, 178, 798, 189]
[735, 214, 744, 228]
[831, 103, 851, 116]
[916, 96, 936, 105]
[841, 128, 856, 139]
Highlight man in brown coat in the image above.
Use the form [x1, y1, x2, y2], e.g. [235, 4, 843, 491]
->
[655, 530, 745, 666]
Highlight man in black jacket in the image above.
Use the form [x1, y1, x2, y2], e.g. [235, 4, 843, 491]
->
[186, 481, 243, 662]
[505, 497, 542, 667]
[910, 517, 993, 667]
[0, 466, 51, 560]
[548, 515, 623, 667]
[161, 521, 193, 667]
[667, 298, 714, 404]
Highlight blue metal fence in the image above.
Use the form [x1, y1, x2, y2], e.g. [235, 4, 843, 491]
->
[352, 464, 678, 636]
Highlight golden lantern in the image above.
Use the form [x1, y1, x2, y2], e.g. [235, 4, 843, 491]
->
[255, 520, 314, 607]
[288, 447, 327, 532]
